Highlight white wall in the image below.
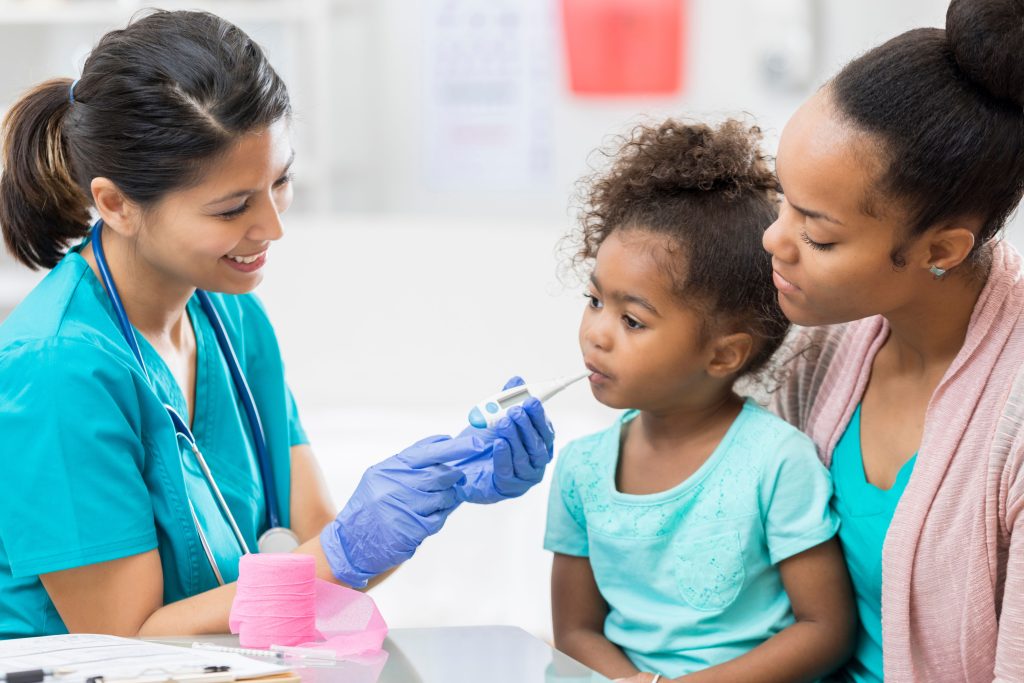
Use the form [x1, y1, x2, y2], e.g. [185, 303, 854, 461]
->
[329, 0, 955, 216]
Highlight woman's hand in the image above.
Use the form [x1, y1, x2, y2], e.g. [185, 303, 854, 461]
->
[613, 674, 660, 683]
[456, 377, 556, 504]
[319, 433, 486, 587]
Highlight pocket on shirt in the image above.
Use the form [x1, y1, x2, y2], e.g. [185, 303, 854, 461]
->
[673, 529, 746, 611]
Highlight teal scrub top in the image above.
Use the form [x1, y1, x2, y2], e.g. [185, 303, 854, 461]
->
[0, 246, 308, 638]
[545, 400, 839, 679]
[830, 404, 916, 683]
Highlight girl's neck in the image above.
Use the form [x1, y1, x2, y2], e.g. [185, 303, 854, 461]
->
[882, 269, 988, 375]
[635, 390, 744, 452]
[81, 232, 195, 346]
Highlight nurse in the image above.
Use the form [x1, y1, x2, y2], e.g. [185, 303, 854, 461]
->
[0, 10, 553, 638]
[764, 0, 1023, 680]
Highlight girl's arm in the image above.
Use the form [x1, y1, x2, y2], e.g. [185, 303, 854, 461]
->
[40, 444, 358, 636]
[672, 538, 856, 683]
[552, 553, 640, 680]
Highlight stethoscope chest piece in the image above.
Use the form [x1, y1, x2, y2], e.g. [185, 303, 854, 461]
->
[258, 527, 301, 554]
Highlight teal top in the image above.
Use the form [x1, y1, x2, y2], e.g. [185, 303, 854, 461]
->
[544, 400, 839, 679]
[0, 247, 307, 638]
[830, 404, 916, 683]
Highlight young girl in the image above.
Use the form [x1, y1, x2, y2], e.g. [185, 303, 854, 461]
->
[545, 119, 855, 682]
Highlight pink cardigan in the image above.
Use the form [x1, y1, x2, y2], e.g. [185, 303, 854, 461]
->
[771, 241, 1024, 682]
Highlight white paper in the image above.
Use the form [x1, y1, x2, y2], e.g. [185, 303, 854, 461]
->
[422, 0, 556, 192]
[0, 634, 286, 683]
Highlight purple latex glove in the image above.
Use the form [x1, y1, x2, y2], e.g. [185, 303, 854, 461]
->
[321, 434, 483, 588]
[455, 376, 556, 504]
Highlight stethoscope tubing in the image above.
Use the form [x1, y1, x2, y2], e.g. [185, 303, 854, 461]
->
[89, 219, 290, 582]
[195, 291, 281, 530]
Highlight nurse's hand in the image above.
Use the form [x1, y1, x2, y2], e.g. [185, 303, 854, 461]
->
[320, 434, 481, 588]
[456, 376, 556, 504]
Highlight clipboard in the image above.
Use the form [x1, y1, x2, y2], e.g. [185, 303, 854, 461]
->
[0, 635, 294, 683]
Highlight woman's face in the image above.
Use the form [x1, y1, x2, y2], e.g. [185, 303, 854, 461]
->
[763, 91, 934, 326]
[135, 118, 295, 295]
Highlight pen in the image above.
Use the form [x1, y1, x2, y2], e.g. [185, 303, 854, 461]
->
[0, 669, 70, 683]
[85, 669, 233, 683]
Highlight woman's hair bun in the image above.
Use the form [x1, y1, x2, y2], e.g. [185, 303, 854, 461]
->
[610, 119, 777, 198]
[946, 0, 1024, 108]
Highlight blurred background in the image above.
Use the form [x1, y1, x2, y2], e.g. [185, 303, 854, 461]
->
[0, 0, 1018, 642]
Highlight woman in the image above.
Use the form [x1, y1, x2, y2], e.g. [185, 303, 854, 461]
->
[764, 0, 1023, 680]
[0, 10, 553, 638]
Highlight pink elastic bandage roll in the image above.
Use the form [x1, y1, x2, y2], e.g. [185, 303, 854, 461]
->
[229, 553, 388, 657]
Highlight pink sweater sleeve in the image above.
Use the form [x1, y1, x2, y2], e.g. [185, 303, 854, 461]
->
[996, 460, 1024, 681]
[768, 324, 847, 433]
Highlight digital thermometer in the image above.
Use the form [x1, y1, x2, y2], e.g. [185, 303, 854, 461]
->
[468, 371, 590, 429]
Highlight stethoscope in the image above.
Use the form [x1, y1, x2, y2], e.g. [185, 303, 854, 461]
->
[90, 220, 299, 585]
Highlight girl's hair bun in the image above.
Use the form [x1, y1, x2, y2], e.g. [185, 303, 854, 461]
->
[946, 0, 1024, 108]
[609, 119, 777, 200]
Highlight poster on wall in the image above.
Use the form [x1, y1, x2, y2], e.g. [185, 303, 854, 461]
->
[422, 0, 556, 193]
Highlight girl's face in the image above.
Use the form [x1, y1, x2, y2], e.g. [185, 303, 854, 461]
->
[134, 118, 295, 295]
[763, 91, 934, 326]
[579, 230, 713, 412]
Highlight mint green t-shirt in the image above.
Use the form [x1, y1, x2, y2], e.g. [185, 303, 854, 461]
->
[544, 400, 839, 679]
[831, 404, 916, 683]
[0, 247, 308, 638]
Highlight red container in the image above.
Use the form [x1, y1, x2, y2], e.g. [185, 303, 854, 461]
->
[565, 0, 684, 95]
[562, 0, 685, 96]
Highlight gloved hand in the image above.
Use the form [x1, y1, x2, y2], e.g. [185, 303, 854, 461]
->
[455, 376, 556, 504]
[320, 434, 487, 588]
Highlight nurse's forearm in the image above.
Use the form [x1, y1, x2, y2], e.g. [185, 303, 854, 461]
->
[137, 583, 237, 637]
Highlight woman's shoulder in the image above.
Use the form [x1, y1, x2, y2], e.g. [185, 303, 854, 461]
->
[0, 254, 131, 365]
[199, 292, 289, 383]
[765, 319, 883, 431]
[199, 291, 281, 351]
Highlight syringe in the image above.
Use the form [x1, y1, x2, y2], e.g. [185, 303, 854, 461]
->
[467, 371, 589, 429]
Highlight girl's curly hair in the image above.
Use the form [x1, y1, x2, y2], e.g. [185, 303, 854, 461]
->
[569, 117, 788, 376]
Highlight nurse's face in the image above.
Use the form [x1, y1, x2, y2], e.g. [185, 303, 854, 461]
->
[762, 91, 933, 326]
[136, 118, 294, 295]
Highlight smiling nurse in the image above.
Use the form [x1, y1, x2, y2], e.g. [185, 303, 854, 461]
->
[764, 0, 1024, 680]
[0, 10, 554, 638]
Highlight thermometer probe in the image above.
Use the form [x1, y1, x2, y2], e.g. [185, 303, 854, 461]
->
[468, 371, 589, 429]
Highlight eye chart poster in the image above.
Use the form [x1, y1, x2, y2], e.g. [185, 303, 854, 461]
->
[422, 0, 556, 193]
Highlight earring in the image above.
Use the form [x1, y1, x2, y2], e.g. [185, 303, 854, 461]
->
[929, 264, 947, 279]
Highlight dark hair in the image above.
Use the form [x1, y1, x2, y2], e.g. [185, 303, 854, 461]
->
[830, 0, 1024, 268]
[0, 10, 291, 270]
[571, 118, 788, 376]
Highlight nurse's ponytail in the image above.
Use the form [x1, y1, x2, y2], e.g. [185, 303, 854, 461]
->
[0, 79, 92, 270]
[0, 10, 291, 270]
